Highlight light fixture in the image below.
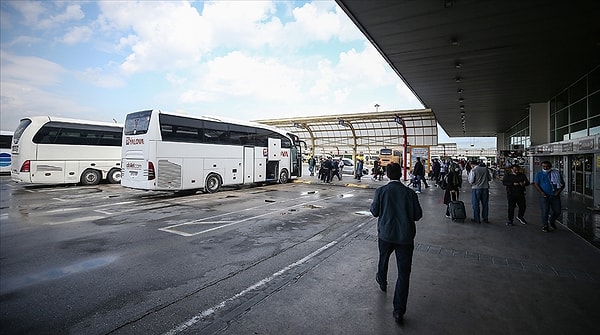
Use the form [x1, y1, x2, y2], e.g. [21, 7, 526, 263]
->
[374, 104, 380, 112]
[455, 76, 462, 82]
[458, 98, 464, 103]
[451, 37, 459, 46]
[459, 105, 465, 110]
[457, 88, 463, 94]
[455, 61, 462, 69]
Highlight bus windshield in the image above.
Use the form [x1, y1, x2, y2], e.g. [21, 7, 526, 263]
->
[124, 110, 152, 135]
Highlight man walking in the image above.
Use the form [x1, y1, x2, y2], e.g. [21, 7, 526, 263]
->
[533, 161, 565, 232]
[468, 160, 491, 223]
[370, 163, 423, 324]
[502, 164, 530, 225]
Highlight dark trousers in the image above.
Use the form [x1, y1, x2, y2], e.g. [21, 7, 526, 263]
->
[377, 239, 414, 315]
[539, 195, 561, 227]
[507, 192, 526, 221]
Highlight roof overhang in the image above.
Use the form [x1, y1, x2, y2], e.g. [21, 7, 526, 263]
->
[335, 0, 600, 137]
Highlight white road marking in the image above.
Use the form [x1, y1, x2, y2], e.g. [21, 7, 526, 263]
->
[158, 192, 346, 236]
[163, 240, 338, 335]
[47, 216, 106, 225]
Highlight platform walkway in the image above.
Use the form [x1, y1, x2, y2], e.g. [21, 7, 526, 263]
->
[217, 170, 600, 334]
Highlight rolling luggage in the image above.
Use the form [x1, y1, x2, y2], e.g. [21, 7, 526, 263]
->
[448, 192, 466, 222]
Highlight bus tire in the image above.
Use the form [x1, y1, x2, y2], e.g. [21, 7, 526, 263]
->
[205, 174, 222, 193]
[80, 169, 101, 185]
[107, 168, 121, 184]
[278, 169, 289, 184]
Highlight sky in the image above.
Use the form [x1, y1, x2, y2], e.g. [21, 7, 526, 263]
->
[0, 0, 496, 148]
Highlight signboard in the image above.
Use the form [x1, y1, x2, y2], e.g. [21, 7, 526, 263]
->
[410, 146, 430, 172]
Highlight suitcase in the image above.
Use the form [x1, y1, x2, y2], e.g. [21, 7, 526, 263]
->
[448, 192, 466, 222]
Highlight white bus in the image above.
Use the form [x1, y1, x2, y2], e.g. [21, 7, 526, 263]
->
[10, 116, 123, 185]
[121, 109, 304, 193]
[0, 130, 13, 174]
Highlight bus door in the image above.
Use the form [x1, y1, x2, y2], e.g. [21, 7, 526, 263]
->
[266, 138, 281, 181]
[244, 146, 254, 184]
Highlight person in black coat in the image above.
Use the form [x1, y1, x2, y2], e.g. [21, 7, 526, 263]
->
[443, 164, 463, 217]
[502, 164, 530, 225]
[370, 163, 423, 324]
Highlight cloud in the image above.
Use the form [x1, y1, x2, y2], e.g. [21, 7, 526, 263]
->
[8, 2, 84, 30]
[181, 51, 303, 103]
[0, 50, 65, 86]
[61, 25, 93, 45]
[97, 1, 212, 74]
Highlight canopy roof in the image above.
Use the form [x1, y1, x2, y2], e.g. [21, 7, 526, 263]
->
[255, 109, 437, 157]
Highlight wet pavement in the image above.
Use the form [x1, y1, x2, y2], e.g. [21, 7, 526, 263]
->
[214, 170, 600, 334]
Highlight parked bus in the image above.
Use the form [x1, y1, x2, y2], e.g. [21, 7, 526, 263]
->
[379, 148, 403, 168]
[10, 116, 123, 185]
[121, 109, 303, 193]
[0, 130, 13, 174]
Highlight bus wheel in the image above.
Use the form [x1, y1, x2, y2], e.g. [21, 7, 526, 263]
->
[81, 169, 101, 185]
[278, 169, 289, 184]
[107, 168, 121, 184]
[205, 174, 222, 193]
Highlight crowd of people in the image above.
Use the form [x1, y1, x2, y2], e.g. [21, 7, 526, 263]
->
[307, 154, 565, 234]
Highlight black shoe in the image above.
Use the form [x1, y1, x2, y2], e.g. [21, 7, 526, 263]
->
[542, 226, 550, 233]
[470, 219, 481, 224]
[393, 310, 404, 324]
[376, 274, 387, 292]
[483, 219, 490, 223]
[550, 221, 557, 229]
[506, 221, 514, 226]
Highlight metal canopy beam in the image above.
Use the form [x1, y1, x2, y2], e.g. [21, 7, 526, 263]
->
[255, 109, 437, 158]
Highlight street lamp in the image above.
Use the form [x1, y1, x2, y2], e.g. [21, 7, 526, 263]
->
[374, 104, 380, 112]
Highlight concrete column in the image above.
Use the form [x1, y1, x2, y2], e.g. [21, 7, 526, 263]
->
[496, 133, 506, 150]
[529, 102, 550, 146]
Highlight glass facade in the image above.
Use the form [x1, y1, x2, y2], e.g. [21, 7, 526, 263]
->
[550, 66, 600, 141]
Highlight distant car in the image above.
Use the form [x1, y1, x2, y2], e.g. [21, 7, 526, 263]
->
[335, 157, 368, 175]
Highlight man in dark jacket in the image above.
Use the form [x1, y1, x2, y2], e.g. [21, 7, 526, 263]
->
[370, 163, 423, 324]
[412, 157, 427, 193]
[501, 164, 530, 225]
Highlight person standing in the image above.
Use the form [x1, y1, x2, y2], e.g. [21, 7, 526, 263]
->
[370, 163, 423, 324]
[432, 159, 441, 185]
[412, 157, 426, 194]
[355, 158, 364, 182]
[468, 160, 491, 223]
[533, 161, 565, 232]
[443, 163, 463, 217]
[308, 156, 316, 176]
[502, 164, 530, 225]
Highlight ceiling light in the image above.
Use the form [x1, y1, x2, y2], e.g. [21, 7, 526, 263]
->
[451, 37, 460, 46]
[457, 88, 463, 94]
[455, 61, 462, 69]
[460, 105, 465, 110]
[455, 76, 462, 82]
[458, 98, 464, 103]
